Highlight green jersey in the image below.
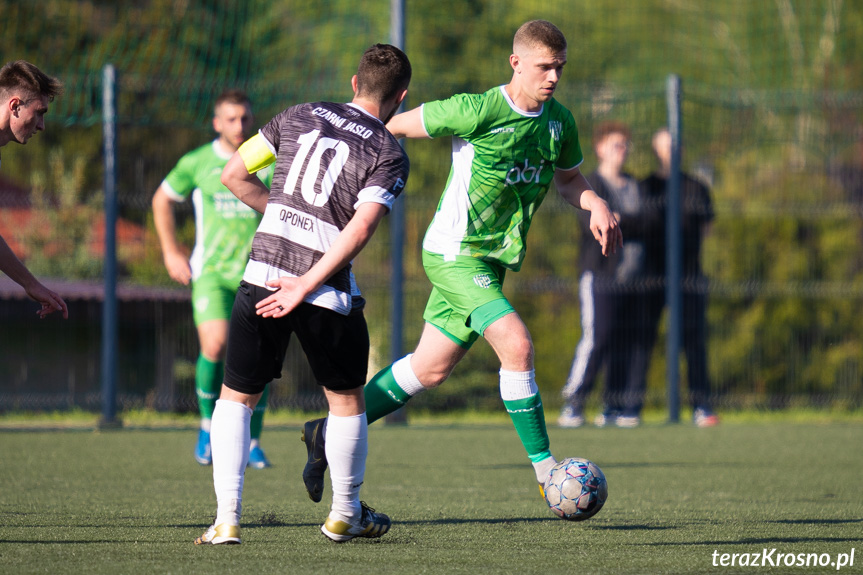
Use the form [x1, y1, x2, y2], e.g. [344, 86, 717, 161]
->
[421, 86, 583, 271]
[162, 140, 272, 284]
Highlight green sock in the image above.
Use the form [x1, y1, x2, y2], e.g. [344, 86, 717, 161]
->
[503, 393, 552, 463]
[365, 365, 412, 424]
[250, 384, 269, 440]
[195, 355, 223, 421]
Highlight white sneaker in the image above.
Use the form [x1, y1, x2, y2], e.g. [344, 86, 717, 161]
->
[615, 415, 641, 428]
[693, 408, 719, 428]
[594, 412, 617, 427]
[557, 405, 585, 428]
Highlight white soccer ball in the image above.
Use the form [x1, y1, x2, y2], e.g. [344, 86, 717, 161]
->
[543, 457, 608, 521]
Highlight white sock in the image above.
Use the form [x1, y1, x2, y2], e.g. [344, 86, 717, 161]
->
[211, 399, 252, 526]
[498, 368, 538, 400]
[535, 456, 558, 485]
[200, 418, 211, 433]
[325, 412, 367, 522]
[393, 353, 427, 396]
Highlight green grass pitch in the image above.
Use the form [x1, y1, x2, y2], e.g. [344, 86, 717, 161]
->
[1, 420, 861, 574]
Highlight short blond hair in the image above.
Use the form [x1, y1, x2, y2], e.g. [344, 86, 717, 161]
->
[513, 20, 567, 55]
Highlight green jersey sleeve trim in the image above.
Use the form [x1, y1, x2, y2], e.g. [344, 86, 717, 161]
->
[159, 180, 187, 203]
[418, 104, 433, 138]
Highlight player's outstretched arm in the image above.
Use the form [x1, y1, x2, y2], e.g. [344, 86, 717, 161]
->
[255, 202, 389, 318]
[554, 167, 622, 256]
[386, 106, 430, 140]
[0, 235, 68, 319]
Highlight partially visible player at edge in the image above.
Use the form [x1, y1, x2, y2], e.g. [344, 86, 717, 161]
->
[0, 60, 68, 319]
[196, 43, 411, 545]
[152, 90, 274, 469]
[300, 20, 621, 505]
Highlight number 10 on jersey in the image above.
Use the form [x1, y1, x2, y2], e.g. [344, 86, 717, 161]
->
[283, 129, 350, 207]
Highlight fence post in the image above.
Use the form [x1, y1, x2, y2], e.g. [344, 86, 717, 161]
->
[386, 0, 408, 424]
[99, 64, 120, 428]
[666, 74, 683, 424]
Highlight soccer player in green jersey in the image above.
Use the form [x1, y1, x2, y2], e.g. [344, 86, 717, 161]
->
[153, 90, 274, 468]
[301, 20, 622, 504]
[0, 60, 67, 319]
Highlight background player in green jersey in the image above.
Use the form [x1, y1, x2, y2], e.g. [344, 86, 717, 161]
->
[153, 90, 273, 468]
[301, 20, 622, 504]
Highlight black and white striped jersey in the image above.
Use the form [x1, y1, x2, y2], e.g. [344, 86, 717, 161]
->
[243, 101, 409, 314]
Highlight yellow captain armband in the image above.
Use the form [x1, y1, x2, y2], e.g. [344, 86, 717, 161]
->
[238, 133, 276, 174]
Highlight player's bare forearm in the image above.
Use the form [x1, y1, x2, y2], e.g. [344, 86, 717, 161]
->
[152, 188, 181, 253]
[554, 167, 622, 256]
[0, 236, 68, 319]
[221, 152, 269, 214]
[386, 107, 430, 140]
[0, 235, 40, 292]
[256, 203, 388, 318]
[584, 194, 623, 256]
[152, 188, 191, 284]
[553, 166, 593, 208]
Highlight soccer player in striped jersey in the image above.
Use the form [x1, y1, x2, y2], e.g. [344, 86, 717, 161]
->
[153, 90, 274, 469]
[300, 20, 622, 505]
[196, 44, 411, 545]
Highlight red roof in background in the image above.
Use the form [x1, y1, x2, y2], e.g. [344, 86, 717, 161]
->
[0, 207, 146, 258]
[0, 168, 180, 303]
[1, 173, 147, 257]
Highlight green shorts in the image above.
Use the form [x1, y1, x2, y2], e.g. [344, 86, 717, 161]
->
[421, 250, 515, 348]
[192, 273, 241, 326]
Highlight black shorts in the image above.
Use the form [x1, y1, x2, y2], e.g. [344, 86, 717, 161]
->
[224, 281, 370, 395]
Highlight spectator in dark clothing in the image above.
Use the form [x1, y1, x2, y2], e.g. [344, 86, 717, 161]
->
[635, 128, 719, 427]
[559, 121, 652, 428]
